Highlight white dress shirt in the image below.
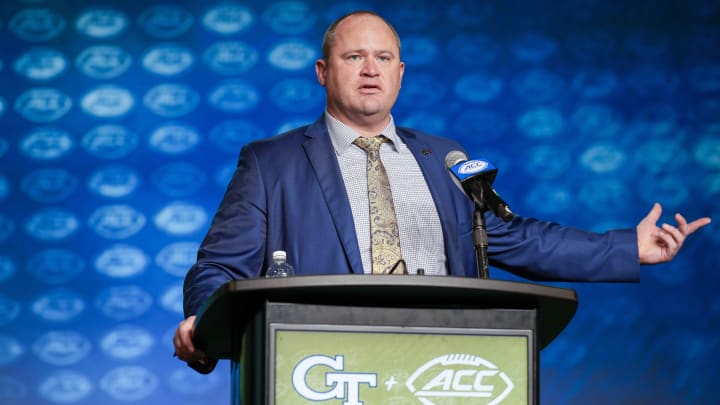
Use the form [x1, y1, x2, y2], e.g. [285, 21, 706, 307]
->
[325, 112, 447, 275]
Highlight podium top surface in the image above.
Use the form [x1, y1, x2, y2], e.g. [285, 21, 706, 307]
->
[194, 275, 577, 356]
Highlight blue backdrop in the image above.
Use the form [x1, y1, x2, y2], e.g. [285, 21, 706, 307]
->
[0, 0, 717, 404]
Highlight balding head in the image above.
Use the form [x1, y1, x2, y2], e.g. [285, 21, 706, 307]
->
[321, 10, 401, 62]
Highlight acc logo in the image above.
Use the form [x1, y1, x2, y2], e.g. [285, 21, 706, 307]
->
[0, 295, 21, 325]
[21, 168, 78, 203]
[512, 68, 565, 103]
[95, 244, 148, 278]
[82, 124, 138, 159]
[95, 285, 152, 320]
[153, 202, 208, 235]
[270, 78, 323, 113]
[516, 107, 564, 139]
[27, 249, 85, 284]
[580, 143, 625, 174]
[578, 179, 626, 213]
[25, 209, 79, 240]
[458, 160, 489, 175]
[454, 72, 502, 103]
[142, 43, 195, 76]
[268, 39, 316, 70]
[14, 88, 72, 123]
[9, 8, 66, 42]
[138, 4, 194, 38]
[263, 2, 316, 34]
[525, 146, 570, 180]
[101, 366, 158, 401]
[100, 325, 154, 360]
[0, 334, 23, 365]
[208, 80, 260, 112]
[38, 371, 92, 403]
[455, 109, 507, 142]
[33, 330, 91, 365]
[75, 8, 128, 39]
[202, 3, 253, 35]
[401, 74, 445, 108]
[149, 123, 200, 154]
[88, 204, 146, 239]
[13, 47, 67, 81]
[151, 163, 206, 197]
[76, 45, 132, 79]
[81, 85, 135, 118]
[32, 289, 86, 322]
[203, 41, 258, 75]
[406, 354, 514, 405]
[209, 120, 266, 152]
[167, 368, 222, 394]
[159, 283, 184, 314]
[143, 83, 199, 117]
[19, 127, 73, 160]
[155, 241, 199, 276]
[448, 34, 499, 66]
[402, 36, 439, 65]
[292, 355, 377, 404]
[511, 32, 558, 63]
[570, 103, 619, 137]
[88, 165, 140, 198]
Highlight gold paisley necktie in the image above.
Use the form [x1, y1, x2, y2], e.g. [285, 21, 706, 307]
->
[353, 135, 403, 274]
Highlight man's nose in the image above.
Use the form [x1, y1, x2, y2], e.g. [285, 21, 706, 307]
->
[361, 58, 379, 76]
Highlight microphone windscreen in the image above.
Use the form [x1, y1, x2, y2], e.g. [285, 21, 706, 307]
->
[444, 150, 468, 169]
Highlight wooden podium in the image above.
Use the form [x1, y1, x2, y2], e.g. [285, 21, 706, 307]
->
[192, 275, 577, 404]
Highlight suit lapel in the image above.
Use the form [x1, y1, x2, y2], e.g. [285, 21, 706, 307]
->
[302, 119, 364, 274]
[398, 128, 467, 277]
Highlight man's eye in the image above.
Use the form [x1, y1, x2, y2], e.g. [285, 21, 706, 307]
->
[348, 55, 361, 61]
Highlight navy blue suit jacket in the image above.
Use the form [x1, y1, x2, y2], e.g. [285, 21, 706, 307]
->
[184, 117, 639, 316]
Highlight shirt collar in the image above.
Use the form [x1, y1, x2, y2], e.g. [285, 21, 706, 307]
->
[325, 111, 401, 155]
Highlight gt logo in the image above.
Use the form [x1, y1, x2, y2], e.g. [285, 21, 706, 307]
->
[291, 355, 377, 405]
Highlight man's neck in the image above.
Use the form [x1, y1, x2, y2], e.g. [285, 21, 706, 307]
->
[326, 110, 391, 137]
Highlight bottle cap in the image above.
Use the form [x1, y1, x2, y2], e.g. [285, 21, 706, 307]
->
[272, 250, 287, 261]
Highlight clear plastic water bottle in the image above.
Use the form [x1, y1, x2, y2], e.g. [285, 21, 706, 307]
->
[265, 250, 295, 278]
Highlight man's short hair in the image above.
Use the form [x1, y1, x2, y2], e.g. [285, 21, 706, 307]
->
[321, 10, 402, 61]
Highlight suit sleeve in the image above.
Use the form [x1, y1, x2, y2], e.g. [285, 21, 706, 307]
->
[485, 213, 640, 282]
[183, 145, 268, 317]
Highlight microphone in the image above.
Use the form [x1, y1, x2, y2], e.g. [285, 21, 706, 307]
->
[445, 151, 513, 222]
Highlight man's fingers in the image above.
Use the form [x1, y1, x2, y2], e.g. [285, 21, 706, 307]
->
[655, 227, 679, 252]
[173, 317, 198, 361]
[661, 223, 684, 245]
[686, 217, 712, 235]
[645, 203, 662, 224]
[674, 213, 688, 234]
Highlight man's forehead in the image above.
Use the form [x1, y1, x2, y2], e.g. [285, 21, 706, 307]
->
[331, 15, 400, 51]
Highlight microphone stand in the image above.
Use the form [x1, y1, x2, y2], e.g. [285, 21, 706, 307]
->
[473, 205, 490, 279]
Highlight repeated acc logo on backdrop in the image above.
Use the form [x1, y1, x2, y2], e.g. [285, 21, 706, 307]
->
[1, 0, 716, 404]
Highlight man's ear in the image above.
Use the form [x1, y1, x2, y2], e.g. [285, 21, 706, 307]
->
[315, 59, 327, 86]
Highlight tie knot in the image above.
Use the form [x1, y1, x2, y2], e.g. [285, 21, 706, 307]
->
[353, 135, 388, 153]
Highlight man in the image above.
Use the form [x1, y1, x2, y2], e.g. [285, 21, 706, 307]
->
[173, 11, 711, 369]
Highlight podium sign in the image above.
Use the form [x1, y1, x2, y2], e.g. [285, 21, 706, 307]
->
[271, 324, 530, 404]
[192, 275, 577, 405]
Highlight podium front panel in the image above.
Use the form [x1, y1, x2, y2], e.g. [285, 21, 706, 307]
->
[260, 302, 537, 405]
